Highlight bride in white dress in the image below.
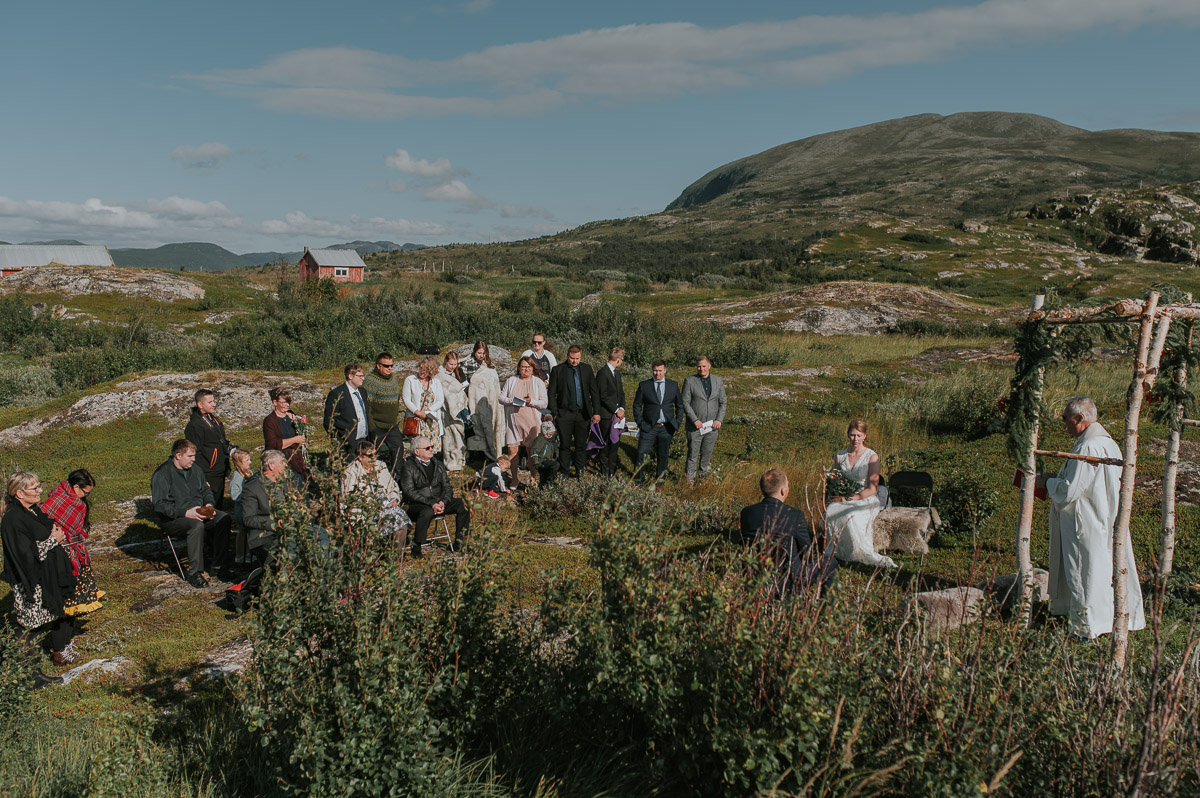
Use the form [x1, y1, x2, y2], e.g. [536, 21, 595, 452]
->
[826, 419, 896, 569]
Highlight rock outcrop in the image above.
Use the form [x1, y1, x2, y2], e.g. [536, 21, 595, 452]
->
[0, 265, 205, 301]
[915, 586, 985, 631]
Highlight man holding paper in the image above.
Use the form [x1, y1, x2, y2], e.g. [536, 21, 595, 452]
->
[681, 356, 728, 485]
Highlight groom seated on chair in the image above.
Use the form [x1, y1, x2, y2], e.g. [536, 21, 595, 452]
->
[151, 439, 233, 589]
[739, 468, 837, 597]
[399, 436, 470, 558]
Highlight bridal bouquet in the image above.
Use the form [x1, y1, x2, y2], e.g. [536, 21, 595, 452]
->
[824, 469, 864, 502]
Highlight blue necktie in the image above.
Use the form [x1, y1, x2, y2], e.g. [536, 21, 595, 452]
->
[572, 367, 583, 409]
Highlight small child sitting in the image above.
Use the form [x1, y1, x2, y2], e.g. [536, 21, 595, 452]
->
[528, 421, 560, 487]
[479, 455, 510, 498]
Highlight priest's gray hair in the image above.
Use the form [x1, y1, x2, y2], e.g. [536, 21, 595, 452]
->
[262, 449, 287, 470]
[1064, 396, 1097, 422]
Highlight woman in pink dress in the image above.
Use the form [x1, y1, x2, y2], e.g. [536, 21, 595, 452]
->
[499, 356, 548, 488]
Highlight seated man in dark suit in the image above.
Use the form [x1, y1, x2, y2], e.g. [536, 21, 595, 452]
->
[399, 436, 470, 558]
[631, 359, 684, 486]
[238, 449, 293, 563]
[150, 439, 234, 588]
[740, 468, 837, 597]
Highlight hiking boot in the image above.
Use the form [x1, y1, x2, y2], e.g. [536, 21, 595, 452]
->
[187, 572, 209, 589]
[51, 642, 79, 666]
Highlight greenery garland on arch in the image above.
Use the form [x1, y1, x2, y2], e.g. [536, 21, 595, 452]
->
[1003, 284, 1196, 465]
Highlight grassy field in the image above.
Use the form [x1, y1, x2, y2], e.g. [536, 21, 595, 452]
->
[2, 237, 1200, 793]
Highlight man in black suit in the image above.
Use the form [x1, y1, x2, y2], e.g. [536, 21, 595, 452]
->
[631, 359, 684, 486]
[595, 346, 626, 476]
[739, 468, 837, 597]
[323, 363, 370, 459]
[184, 388, 239, 508]
[547, 345, 600, 478]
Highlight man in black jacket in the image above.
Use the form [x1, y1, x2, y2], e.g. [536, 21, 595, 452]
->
[150, 439, 233, 588]
[399, 436, 470, 557]
[323, 363, 370, 459]
[547, 345, 600, 478]
[184, 389, 238, 508]
[631, 359, 684, 486]
[595, 346, 626, 477]
[239, 449, 291, 560]
[739, 468, 837, 597]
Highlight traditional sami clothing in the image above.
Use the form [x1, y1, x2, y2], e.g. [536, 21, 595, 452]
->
[40, 481, 102, 615]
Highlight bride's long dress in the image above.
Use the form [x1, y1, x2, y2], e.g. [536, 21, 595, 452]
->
[827, 447, 896, 568]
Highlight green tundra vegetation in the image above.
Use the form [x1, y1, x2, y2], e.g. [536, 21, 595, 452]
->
[3, 168, 1200, 792]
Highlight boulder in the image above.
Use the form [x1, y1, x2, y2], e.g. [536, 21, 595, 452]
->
[915, 587, 985, 631]
[978, 568, 1050, 615]
[0, 265, 204, 301]
[959, 221, 990, 233]
[872, 506, 941, 554]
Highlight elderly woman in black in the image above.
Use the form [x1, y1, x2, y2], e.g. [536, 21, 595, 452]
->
[1, 471, 79, 667]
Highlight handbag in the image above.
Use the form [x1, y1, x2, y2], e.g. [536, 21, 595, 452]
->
[402, 416, 421, 437]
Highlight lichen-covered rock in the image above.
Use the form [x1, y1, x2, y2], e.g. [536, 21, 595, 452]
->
[0, 265, 204, 301]
[978, 568, 1050, 615]
[915, 586, 985, 631]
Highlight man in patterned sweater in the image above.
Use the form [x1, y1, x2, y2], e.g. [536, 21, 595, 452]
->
[361, 352, 405, 474]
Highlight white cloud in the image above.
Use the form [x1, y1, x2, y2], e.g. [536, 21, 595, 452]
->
[188, 0, 1200, 118]
[0, 195, 244, 245]
[500, 204, 552, 219]
[423, 179, 494, 211]
[171, 142, 233, 170]
[257, 210, 449, 239]
[385, 148, 454, 178]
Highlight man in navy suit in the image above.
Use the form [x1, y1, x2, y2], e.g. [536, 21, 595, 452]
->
[632, 359, 684, 486]
[739, 468, 837, 597]
[323, 363, 370, 459]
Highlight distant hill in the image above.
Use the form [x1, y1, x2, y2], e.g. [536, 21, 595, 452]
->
[239, 241, 427, 266]
[110, 242, 248, 272]
[21, 239, 90, 246]
[667, 112, 1200, 222]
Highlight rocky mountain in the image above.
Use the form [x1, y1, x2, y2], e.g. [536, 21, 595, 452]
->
[109, 242, 247, 272]
[20, 239, 90, 246]
[667, 112, 1200, 224]
[239, 240, 427, 266]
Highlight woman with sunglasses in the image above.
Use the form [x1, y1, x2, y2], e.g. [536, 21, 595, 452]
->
[1, 471, 79, 666]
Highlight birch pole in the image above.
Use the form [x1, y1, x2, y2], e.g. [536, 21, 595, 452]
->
[1157, 319, 1193, 601]
[1015, 294, 1046, 627]
[1111, 292, 1162, 670]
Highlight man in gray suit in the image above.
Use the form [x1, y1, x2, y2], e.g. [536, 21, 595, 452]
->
[681, 356, 728, 485]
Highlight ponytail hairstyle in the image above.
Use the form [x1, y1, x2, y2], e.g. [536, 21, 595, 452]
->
[67, 468, 96, 531]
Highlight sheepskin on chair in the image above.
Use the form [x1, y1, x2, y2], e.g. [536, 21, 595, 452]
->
[871, 506, 941, 554]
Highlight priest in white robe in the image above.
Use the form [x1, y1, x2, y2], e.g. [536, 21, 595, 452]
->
[1036, 396, 1146, 640]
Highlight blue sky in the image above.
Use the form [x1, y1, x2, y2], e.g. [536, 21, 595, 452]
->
[2, 0, 1199, 253]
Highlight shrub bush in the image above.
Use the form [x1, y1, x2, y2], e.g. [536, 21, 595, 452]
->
[875, 366, 1007, 438]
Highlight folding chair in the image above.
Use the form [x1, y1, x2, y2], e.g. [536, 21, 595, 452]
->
[886, 470, 935, 511]
[428, 514, 455, 552]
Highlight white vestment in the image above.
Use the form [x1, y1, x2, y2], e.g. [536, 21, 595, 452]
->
[1046, 422, 1146, 639]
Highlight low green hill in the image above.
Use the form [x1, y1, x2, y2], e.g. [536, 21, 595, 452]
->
[667, 112, 1200, 223]
[110, 242, 248, 271]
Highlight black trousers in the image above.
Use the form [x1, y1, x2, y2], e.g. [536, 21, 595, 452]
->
[203, 469, 227, 509]
[23, 617, 75, 653]
[408, 497, 470, 549]
[634, 424, 674, 485]
[597, 416, 620, 476]
[161, 510, 233, 577]
[370, 426, 406, 474]
[555, 409, 590, 477]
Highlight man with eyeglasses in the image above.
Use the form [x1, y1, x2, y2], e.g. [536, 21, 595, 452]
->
[399, 436, 470, 557]
[323, 363, 370, 460]
[521, 334, 557, 386]
[362, 351, 405, 473]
